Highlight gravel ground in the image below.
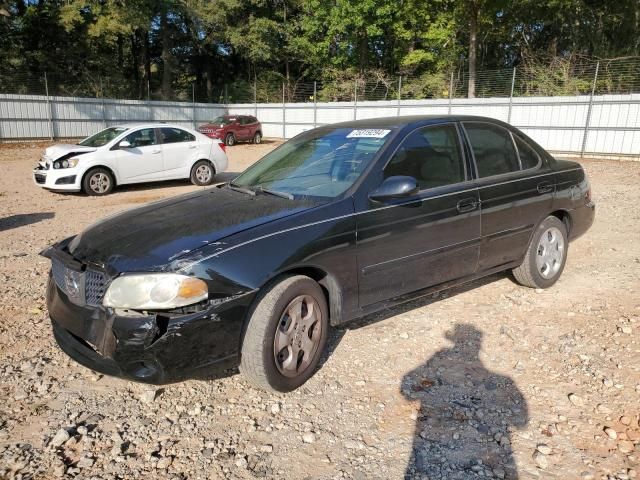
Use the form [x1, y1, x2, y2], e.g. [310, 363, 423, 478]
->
[0, 141, 638, 480]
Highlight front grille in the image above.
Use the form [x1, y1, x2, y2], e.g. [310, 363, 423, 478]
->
[85, 269, 107, 306]
[34, 172, 46, 184]
[51, 257, 108, 306]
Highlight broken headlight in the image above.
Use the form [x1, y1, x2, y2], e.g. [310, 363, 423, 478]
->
[103, 274, 208, 310]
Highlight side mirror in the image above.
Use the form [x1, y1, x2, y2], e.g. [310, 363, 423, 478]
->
[369, 176, 419, 202]
[118, 140, 132, 149]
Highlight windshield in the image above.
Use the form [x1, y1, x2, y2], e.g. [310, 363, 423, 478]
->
[211, 116, 235, 125]
[232, 127, 394, 198]
[78, 127, 129, 147]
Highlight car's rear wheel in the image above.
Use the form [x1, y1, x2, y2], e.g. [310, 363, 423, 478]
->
[83, 168, 114, 196]
[513, 216, 568, 288]
[240, 275, 329, 392]
[190, 160, 216, 186]
[253, 132, 262, 144]
[225, 133, 236, 146]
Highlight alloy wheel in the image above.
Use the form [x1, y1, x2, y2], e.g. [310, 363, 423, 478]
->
[89, 172, 111, 194]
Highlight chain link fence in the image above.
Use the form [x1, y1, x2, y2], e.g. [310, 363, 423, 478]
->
[2, 58, 638, 103]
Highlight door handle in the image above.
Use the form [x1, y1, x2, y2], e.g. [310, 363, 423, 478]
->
[188, 145, 197, 149]
[537, 181, 554, 194]
[457, 198, 478, 213]
[151, 149, 161, 154]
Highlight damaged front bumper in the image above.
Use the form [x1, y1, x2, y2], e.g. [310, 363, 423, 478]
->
[45, 251, 256, 384]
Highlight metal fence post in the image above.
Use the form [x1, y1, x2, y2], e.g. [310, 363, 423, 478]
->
[581, 61, 600, 158]
[254, 81, 258, 118]
[354, 80, 358, 120]
[44, 72, 54, 140]
[313, 81, 317, 128]
[192, 83, 196, 129]
[100, 76, 107, 128]
[282, 82, 286, 140]
[397, 76, 402, 116]
[507, 67, 516, 123]
[448, 72, 454, 115]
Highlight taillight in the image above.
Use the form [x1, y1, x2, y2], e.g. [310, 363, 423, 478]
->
[217, 142, 226, 153]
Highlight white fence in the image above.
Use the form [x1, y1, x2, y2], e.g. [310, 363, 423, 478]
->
[1, 92, 639, 159]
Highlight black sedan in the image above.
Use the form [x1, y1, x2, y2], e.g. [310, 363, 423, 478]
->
[43, 116, 595, 392]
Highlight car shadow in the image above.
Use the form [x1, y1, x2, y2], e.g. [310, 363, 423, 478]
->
[0, 212, 55, 232]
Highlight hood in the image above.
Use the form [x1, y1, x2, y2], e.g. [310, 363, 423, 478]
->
[68, 186, 321, 273]
[44, 144, 97, 162]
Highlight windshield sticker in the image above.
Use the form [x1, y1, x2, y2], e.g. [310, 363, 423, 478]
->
[346, 129, 391, 138]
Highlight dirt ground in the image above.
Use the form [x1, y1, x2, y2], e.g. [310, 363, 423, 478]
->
[0, 140, 638, 480]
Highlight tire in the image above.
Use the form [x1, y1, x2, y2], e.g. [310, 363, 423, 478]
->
[513, 216, 568, 289]
[253, 132, 262, 144]
[224, 133, 236, 146]
[82, 168, 114, 196]
[190, 160, 216, 186]
[240, 275, 329, 392]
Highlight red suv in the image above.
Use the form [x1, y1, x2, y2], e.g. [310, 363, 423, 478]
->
[198, 115, 262, 146]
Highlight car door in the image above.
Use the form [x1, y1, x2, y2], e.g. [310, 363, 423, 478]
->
[237, 116, 251, 140]
[159, 127, 198, 179]
[112, 127, 164, 183]
[461, 121, 554, 271]
[356, 123, 481, 307]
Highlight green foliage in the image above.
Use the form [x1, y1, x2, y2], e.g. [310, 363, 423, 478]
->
[0, 0, 638, 101]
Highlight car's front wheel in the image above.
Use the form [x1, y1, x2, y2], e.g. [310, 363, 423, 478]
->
[190, 160, 216, 186]
[225, 133, 236, 146]
[513, 215, 568, 288]
[83, 168, 114, 196]
[253, 132, 262, 144]
[240, 275, 329, 392]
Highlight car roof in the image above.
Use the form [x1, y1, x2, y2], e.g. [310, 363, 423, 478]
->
[110, 123, 195, 130]
[324, 115, 512, 130]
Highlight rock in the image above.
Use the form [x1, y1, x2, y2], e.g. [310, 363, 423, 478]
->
[596, 404, 612, 414]
[49, 429, 70, 448]
[620, 416, 632, 426]
[76, 426, 88, 436]
[533, 451, 548, 469]
[156, 456, 172, 469]
[270, 403, 280, 415]
[618, 440, 635, 454]
[234, 455, 248, 468]
[536, 443, 552, 455]
[260, 445, 273, 453]
[628, 469, 637, 479]
[354, 380, 366, 386]
[568, 393, 584, 406]
[399, 332, 409, 339]
[619, 325, 632, 334]
[604, 427, 617, 439]
[603, 378, 614, 387]
[302, 433, 316, 444]
[76, 457, 94, 468]
[140, 389, 160, 404]
[580, 472, 595, 480]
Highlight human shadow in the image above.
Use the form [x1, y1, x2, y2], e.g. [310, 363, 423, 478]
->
[0, 212, 55, 232]
[402, 324, 528, 479]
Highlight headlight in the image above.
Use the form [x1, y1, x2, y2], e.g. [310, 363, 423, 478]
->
[53, 157, 80, 169]
[103, 274, 208, 309]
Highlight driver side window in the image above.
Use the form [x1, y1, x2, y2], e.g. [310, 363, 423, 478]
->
[124, 128, 157, 148]
[384, 124, 465, 190]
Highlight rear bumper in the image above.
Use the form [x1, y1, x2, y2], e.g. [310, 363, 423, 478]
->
[569, 200, 595, 241]
[47, 274, 253, 384]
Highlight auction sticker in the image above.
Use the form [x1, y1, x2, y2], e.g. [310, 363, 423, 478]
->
[346, 129, 391, 138]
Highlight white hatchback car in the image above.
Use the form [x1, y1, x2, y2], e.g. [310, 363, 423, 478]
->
[33, 124, 228, 195]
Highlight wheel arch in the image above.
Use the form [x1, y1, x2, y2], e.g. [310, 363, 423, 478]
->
[81, 165, 118, 187]
[191, 158, 217, 174]
[549, 209, 572, 236]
